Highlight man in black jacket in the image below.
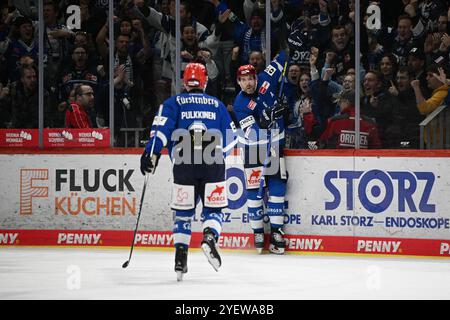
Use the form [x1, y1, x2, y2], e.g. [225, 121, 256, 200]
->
[385, 67, 425, 148]
[361, 70, 397, 148]
[1, 65, 51, 128]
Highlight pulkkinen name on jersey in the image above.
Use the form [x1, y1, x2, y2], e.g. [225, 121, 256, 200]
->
[181, 111, 217, 120]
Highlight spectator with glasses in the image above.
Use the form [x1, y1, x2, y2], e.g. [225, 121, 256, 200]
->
[65, 84, 95, 128]
[59, 45, 99, 102]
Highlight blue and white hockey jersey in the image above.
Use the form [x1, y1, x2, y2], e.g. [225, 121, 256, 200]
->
[232, 91, 267, 146]
[233, 51, 289, 148]
[145, 92, 237, 159]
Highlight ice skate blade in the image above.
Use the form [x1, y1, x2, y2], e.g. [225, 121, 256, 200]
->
[201, 243, 221, 272]
[269, 244, 285, 255]
[176, 271, 184, 281]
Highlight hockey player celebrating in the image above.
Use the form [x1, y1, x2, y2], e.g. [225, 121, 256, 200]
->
[140, 62, 236, 281]
[231, 51, 290, 255]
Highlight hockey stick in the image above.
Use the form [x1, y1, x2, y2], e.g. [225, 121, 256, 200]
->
[122, 104, 164, 268]
[256, 60, 288, 199]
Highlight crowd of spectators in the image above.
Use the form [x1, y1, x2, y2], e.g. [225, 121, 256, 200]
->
[0, 0, 449, 148]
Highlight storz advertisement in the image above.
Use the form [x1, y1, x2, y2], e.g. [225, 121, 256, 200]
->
[284, 156, 450, 239]
[1, 152, 450, 257]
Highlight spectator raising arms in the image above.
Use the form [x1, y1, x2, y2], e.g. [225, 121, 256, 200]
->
[412, 65, 449, 116]
[0, 0, 448, 150]
[361, 70, 397, 147]
[4, 16, 38, 82]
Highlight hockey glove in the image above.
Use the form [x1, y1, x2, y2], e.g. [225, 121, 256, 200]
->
[140, 151, 160, 175]
[261, 102, 289, 128]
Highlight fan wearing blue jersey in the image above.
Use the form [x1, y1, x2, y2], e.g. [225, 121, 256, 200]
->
[231, 52, 290, 255]
[140, 63, 237, 281]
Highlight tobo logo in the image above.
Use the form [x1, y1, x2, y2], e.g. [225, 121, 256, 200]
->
[207, 185, 225, 202]
[324, 170, 436, 213]
[248, 169, 261, 184]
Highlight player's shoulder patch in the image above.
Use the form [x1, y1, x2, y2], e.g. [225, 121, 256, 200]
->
[152, 115, 168, 126]
[259, 81, 270, 94]
[247, 100, 256, 110]
[264, 64, 277, 76]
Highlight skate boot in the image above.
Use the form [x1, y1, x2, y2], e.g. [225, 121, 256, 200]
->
[254, 232, 265, 254]
[174, 244, 188, 281]
[269, 228, 286, 254]
[201, 227, 222, 271]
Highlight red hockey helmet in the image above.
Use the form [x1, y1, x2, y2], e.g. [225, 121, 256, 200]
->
[183, 63, 208, 90]
[237, 64, 256, 80]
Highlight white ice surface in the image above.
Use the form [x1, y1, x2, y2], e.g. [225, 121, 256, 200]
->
[1, 247, 449, 300]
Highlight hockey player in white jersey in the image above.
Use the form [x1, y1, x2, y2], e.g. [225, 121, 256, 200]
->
[140, 63, 237, 280]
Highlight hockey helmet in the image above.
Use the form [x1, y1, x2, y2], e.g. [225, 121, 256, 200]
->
[237, 64, 256, 80]
[183, 63, 208, 90]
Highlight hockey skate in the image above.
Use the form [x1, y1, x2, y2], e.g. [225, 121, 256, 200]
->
[254, 232, 265, 254]
[269, 228, 286, 255]
[201, 227, 222, 271]
[174, 245, 188, 281]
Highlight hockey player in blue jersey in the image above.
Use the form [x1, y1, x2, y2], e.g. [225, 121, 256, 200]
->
[231, 51, 290, 255]
[140, 62, 237, 280]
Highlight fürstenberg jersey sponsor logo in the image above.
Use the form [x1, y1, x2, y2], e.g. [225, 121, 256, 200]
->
[176, 96, 219, 108]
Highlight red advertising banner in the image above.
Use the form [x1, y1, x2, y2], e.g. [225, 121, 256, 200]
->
[44, 128, 110, 147]
[1, 229, 450, 258]
[0, 129, 39, 147]
[0, 129, 110, 148]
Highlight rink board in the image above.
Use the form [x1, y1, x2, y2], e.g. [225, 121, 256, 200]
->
[1, 148, 450, 258]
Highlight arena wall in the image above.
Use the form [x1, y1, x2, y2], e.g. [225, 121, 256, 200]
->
[1, 148, 450, 258]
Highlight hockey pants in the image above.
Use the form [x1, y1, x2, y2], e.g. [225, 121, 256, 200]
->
[171, 163, 225, 249]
